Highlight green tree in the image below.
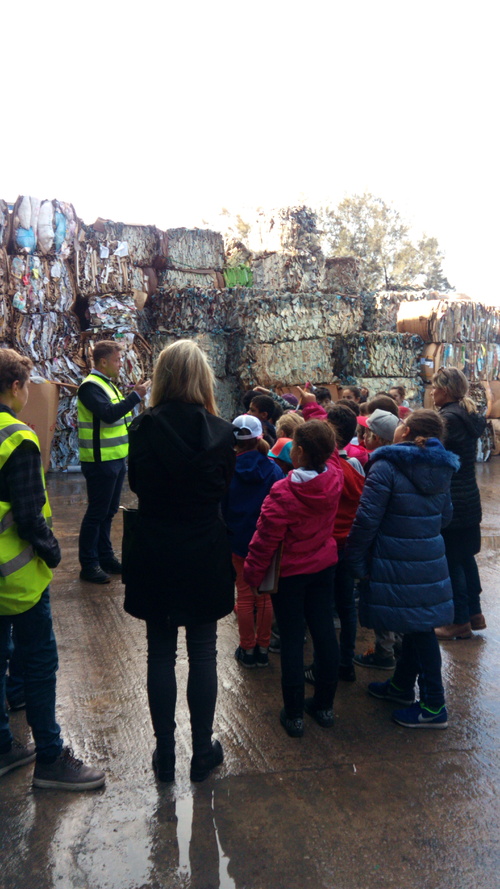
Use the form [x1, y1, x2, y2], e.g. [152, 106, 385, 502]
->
[319, 193, 452, 291]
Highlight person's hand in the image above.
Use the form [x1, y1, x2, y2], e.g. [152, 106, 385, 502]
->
[133, 379, 151, 398]
[253, 386, 272, 395]
[295, 385, 317, 406]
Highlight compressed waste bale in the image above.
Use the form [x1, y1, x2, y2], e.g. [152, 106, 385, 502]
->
[235, 337, 334, 389]
[9, 255, 76, 314]
[333, 332, 423, 379]
[0, 200, 10, 248]
[11, 309, 82, 379]
[89, 220, 168, 267]
[10, 196, 79, 257]
[484, 381, 500, 419]
[348, 377, 424, 407]
[0, 249, 11, 344]
[319, 257, 361, 295]
[222, 265, 253, 287]
[150, 288, 232, 335]
[251, 251, 325, 293]
[74, 240, 134, 297]
[214, 375, 240, 422]
[159, 268, 224, 289]
[86, 294, 139, 333]
[166, 228, 225, 271]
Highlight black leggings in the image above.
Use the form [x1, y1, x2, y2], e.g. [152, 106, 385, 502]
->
[146, 621, 217, 757]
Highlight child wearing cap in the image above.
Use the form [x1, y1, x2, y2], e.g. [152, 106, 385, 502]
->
[222, 415, 284, 669]
[268, 438, 295, 474]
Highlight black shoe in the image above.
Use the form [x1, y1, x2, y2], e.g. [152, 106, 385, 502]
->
[234, 646, 256, 668]
[304, 697, 335, 728]
[100, 557, 122, 575]
[254, 646, 269, 668]
[79, 566, 110, 584]
[190, 740, 223, 782]
[338, 663, 356, 682]
[152, 749, 175, 783]
[279, 708, 304, 738]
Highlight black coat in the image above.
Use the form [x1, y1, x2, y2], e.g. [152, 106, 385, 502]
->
[124, 401, 236, 626]
[439, 402, 485, 529]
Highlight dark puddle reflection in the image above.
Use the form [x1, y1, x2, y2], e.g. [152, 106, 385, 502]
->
[151, 789, 236, 889]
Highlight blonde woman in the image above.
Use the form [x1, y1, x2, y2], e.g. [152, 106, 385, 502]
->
[124, 341, 235, 782]
[432, 367, 487, 640]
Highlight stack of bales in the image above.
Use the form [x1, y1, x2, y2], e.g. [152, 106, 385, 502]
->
[397, 298, 500, 458]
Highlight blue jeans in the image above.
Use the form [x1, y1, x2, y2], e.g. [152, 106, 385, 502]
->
[5, 628, 25, 708]
[79, 458, 126, 568]
[272, 565, 339, 717]
[146, 621, 218, 758]
[392, 631, 445, 710]
[0, 588, 63, 760]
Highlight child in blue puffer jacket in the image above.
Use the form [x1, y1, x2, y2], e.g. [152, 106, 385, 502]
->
[222, 415, 284, 669]
[346, 410, 460, 728]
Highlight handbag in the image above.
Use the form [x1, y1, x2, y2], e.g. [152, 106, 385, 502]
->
[120, 506, 139, 583]
[258, 542, 284, 595]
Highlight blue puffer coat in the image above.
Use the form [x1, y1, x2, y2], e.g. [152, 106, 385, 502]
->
[346, 439, 460, 634]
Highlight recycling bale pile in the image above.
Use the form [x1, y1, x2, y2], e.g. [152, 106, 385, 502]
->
[397, 299, 500, 384]
[160, 228, 225, 289]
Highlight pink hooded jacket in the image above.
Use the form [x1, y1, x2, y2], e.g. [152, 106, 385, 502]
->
[243, 453, 344, 589]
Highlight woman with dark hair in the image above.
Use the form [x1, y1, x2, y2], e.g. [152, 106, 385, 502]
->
[432, 367, 487, 640]
[124, 340, 236, 782]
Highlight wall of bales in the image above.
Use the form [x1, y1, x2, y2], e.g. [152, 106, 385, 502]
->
[2, 197, 500, 468]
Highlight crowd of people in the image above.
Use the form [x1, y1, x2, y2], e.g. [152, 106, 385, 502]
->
[0, 340, 487, 790]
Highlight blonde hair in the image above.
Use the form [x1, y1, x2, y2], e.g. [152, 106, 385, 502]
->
[276, 411, 305, 438]
[150, 339, 218, 415]
[432, 367, 476, 414]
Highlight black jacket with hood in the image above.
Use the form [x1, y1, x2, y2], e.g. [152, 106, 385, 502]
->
[124, 401, 236, 626]
[439, 401, 485, 529]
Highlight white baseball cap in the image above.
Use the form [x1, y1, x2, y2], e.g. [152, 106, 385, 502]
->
[232, 414, 263, 440]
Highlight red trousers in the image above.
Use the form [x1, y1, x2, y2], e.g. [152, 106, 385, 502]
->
[232, 554, 273, 650]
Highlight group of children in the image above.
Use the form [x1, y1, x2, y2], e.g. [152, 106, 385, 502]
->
[223, 384, 459, 738]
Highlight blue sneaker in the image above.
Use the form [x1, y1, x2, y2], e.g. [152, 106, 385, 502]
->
[392, 702, 448, 729]
[368, 679, 414, 706]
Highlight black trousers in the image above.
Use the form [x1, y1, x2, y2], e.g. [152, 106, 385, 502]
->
[79, 458, 126, 568]
[272, 565, 339, 718]
[146, 621, 218, 757]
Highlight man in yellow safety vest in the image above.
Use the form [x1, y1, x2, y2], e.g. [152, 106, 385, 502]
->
[77, 340, 149, 583]
[0, 348, 105, 789]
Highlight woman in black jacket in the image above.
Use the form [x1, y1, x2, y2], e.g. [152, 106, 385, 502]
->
[124, 340, 235, 782]
[432, 367, 487, 640]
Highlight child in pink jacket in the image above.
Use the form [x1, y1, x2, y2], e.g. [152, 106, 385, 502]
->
[244, 420, 344, 737]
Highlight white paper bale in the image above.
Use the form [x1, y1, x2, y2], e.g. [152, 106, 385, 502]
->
[166, 228, 225, 271]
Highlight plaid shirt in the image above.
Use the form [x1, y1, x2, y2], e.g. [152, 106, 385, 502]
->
[0, 405, 61, 568]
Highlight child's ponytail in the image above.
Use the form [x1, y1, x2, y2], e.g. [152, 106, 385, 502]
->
[404, 410, 445, 446]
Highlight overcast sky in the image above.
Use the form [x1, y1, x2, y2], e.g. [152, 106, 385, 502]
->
[2, 0, 498, 301]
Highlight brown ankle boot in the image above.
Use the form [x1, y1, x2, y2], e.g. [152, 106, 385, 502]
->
[469, 613, 487, 631]
[435, 622, 472, 640]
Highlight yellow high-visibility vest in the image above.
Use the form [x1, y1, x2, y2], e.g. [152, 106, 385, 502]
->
[0, 413, 53, 615]
[77, 373, 132, 462]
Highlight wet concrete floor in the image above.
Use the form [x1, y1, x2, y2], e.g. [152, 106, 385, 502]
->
[1, 461, 500, 889]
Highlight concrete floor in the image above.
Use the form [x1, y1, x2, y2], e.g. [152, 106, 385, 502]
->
[1, 461, 500, 889]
